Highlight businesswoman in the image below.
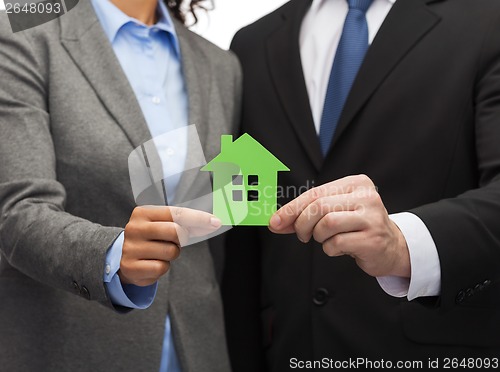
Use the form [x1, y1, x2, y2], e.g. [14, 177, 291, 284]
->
[0, 1, 241, 371]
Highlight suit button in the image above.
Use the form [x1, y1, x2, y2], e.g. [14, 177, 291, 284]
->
[474, 284, 483, 292]
[72, 281, 80, 293]
[80, 286, 90, 300]
[483, 279, 492, 287]
[313, 288, 329, 306]
[455, 290, 465, 304]
[465, 288, 474, 298]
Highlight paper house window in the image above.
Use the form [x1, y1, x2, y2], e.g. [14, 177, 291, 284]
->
[247, 190, 259, 202]
[232, 190, 243, 202]
[232, 175, 243, 185]
[248, 175, 259, 186]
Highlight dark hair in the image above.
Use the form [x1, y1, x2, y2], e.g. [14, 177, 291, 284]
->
[165, 0, 212, 25]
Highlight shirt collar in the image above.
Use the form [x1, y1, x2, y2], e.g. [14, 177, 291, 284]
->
[91, 0, 180, 55]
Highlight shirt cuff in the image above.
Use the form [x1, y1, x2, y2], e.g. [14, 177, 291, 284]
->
[104, 231, 157, 309]
[376, 212, 442, 300]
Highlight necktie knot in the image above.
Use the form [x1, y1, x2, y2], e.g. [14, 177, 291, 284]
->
[347, 0, 374, 13]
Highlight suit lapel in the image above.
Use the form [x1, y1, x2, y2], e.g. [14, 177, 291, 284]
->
[329, 0, 441, 150]
[59, 1, 150, 149]
[174, 21, 210, 152]
[170, 22, 212, 205]
[266, 0, 323, 171]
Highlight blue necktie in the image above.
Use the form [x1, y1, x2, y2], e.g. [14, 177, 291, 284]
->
[319, 0, 374, 155]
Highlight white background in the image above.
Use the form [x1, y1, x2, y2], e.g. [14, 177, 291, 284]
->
[0, 0, 289, 49]
[190, 0, 288, 49]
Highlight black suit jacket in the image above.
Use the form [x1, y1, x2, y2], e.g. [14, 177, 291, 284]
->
[223, 0, 500, 371]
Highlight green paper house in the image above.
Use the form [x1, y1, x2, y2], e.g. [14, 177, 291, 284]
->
[201, 134, 290, 226]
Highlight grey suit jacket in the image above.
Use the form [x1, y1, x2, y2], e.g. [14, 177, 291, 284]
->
[0, 2, 241, 371]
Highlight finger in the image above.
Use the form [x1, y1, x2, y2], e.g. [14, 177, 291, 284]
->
[168, 208, 224, 241]
[268, 215, 296, 234]
[134, 206, 221, 230]
[294, 195, 358, 242]
[135, 221, 181, 246]
[174, 223, 190, 247]
[133, 206, 221, 243]
[131, 241, 181, 262]
[183, 221, 223, 237]
[313, 211, 368, 244]
[136, 219, 212, 247]
[168, 206, 222, 231]
[269, 174, 374, 232]
[269, 187, 336, 233]
[132, 205, 174, 222]
[119, 260, 170, 286]
[322, 231, 367, 257]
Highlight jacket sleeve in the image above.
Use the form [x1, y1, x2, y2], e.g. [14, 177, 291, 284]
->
[411, 14, 500, 311]
[0, 18, 122, 308]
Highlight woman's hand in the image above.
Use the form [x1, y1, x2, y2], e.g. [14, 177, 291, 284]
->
[119, 206, 221, 286]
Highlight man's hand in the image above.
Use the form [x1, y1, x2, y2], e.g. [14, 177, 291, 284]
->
[269, 175, 410, 278]
[120, 206, 221, 287]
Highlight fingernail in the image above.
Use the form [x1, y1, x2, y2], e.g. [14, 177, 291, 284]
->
[270, 214, 281, 228]
[210, 217, 221, 228]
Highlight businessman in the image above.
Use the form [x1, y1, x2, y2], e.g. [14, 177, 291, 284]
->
[223, 0, 500, 370]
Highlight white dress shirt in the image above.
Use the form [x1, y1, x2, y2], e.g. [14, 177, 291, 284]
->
[299, 0, 441, 300]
